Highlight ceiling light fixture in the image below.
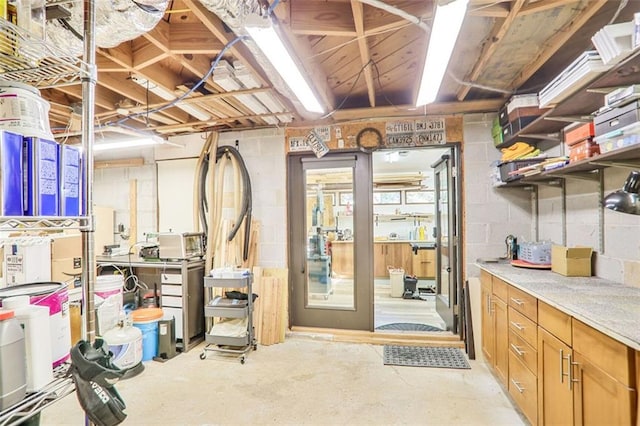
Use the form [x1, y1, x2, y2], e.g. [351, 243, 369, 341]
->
[415, 0, 469, 106]
[244, 13, 324, 114]
[130, 76, 212, 122]
[94, 137, 163, 152]
[603, 170, 640, 215]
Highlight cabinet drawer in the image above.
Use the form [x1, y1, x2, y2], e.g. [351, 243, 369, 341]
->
[508, 351, 538, 426]
[508, 307, 537, 348]
[538, 300, 572, 345]
[161, 273, 182, 284]
[508, 329, 537, 374]
[507, 286, 537, 322]
[161, 284, 182, 297]
[162, 307, 183, 339]
[492, 276, 508, 302]
[162, 295, 182, 308]
[572, 319, 635, 386]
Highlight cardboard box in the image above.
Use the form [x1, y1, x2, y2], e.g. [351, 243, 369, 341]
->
[551, 245, 593, 277]
[50, 234, 82, 284]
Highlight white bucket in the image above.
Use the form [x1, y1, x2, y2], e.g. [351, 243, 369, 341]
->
[2, 296, 53, 392]
[389, 268, 405, 298]
[0, 82, 54, 140]
[102, 325, 142, 369]
[96, 275, 124, 335]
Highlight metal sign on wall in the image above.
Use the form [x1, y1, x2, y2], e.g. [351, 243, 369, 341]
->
[385, 118, 446, 147]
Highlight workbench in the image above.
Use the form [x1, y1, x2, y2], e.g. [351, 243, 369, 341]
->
[96, 255, 205, 352]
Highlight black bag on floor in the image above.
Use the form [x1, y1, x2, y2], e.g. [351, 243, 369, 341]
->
[69, 367, 127, 426]
[67, 339, 128, 426]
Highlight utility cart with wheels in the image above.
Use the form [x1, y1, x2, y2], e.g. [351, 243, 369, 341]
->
[201, 274, 256, 364]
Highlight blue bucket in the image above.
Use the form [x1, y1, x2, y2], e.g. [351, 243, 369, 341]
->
[131, 308, 163, 361]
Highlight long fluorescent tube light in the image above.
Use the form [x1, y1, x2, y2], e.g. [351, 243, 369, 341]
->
[245, 13, 324, 114]
[130, 76, 212, 121]
[94, 137, 161, 152]
[415, 0, 469, 106]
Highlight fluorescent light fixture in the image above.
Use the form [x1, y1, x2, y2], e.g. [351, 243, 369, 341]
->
[94, 137, 162, 152]
[415, 0, 469, 106]
[244, 13, 324, 114]
[130, 76, 212, 121]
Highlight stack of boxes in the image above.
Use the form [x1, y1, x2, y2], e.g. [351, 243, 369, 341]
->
[493, 94, 546, 146]
[564, 122, 599, 162]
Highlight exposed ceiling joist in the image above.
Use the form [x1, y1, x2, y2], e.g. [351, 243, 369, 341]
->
[351, 0, 376, 107]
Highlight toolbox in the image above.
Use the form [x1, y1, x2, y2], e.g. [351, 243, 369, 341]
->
[564, 122, 595, 145]
[569, 138, 600, 162]
[594, 100, 640, 137]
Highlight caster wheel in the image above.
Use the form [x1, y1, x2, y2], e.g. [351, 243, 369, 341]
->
[240, 357, 245, 364]
[253, 344, 257, 350]
[200, 352, 206, 360]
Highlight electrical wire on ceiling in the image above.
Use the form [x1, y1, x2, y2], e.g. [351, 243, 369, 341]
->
[446, 70, 513, 95]
[101, 35, 248, 131]
[319, 58, 373, 119]
[608, 0, 628, 24]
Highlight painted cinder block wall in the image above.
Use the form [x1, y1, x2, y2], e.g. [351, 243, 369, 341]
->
[93, 116, 639, 287]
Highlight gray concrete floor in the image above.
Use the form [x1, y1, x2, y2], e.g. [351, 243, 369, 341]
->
[41, 336, 524, 425]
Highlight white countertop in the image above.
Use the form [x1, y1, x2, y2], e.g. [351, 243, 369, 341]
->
[476, 262, 640, 350]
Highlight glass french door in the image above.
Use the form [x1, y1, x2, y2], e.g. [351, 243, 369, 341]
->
[287, 151, 373, 330]
[433, 150, 460, 333]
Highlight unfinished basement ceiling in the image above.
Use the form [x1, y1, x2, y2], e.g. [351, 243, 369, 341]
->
[37, 0, 636, 142]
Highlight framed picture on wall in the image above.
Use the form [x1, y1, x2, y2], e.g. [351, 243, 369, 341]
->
[339, 192, 353, 206]
[373, 191, 401, 205]
[405, 190, 434, 204]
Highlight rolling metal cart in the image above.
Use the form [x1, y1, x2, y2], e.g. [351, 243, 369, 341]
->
[201, 274, 256, 364]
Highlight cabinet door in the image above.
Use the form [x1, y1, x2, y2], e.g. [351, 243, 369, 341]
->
[481, 280, 494, 364]
[331, 242, 353, 278]
[391, 243, 412, 275]
[411, 249, 435, 278]
[573, 351, 636, 425]
[538, 327, 573, 426]
[373, 243, 388, 278]
[493, 297, 509, 386]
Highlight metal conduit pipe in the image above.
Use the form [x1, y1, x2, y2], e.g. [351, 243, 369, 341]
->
[357, 0, 430, 32]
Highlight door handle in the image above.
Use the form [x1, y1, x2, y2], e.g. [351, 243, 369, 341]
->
[446, 267, 451, 272]
[568, 353, 579, 390]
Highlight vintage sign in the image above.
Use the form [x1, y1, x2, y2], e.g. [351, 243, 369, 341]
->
[314, 126, 331, 142]
[305, 129, 330, 158]
[385, 118, 446, 147]
[288, 136, 312, 152]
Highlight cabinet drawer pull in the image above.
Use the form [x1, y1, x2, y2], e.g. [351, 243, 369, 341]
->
[510, 321, 524, 331]
[510, 379, 525, 393]
[510, 297, 524, 306]
[510, 343, 525, 357]
[559, 349, 565, 383]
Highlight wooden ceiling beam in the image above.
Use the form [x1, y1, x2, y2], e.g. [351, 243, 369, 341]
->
[456, 0, 526, 101]
[132, 39, 168, 70]
[169, 22, 225, 54]
[98, 45, 133, 69]
[510, 0, 607, 89]
[351, 0, 376, 107]
[290, 1, 356, 36]
[468, 4, 509, 18]
[519, 0, 578, 16]
[329, 99, 504, 121]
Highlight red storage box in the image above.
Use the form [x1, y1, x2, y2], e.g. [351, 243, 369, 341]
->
[565, 122, 595, 146]
[569, 138, 599, 163]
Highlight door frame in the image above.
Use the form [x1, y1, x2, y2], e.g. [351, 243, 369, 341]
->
[432, 145, 462, 334]
[287, 150, 374, 330]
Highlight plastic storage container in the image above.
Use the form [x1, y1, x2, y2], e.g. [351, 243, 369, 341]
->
[95, 274, 124, 335]
[0, 309, 26, 411]
[518, 241, 552, 264]
[132, 308, 163, 361]
[389, 268, 404, 298]
[2, 295, 52, 392]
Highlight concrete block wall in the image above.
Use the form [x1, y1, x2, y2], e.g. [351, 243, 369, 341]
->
[463, 114, 534, 278]
[93, 149, 157, 246]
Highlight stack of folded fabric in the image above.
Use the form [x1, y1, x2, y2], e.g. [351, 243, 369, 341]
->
[500, 142, 540, 162]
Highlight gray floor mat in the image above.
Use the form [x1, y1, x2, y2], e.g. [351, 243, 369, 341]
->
[376, 323, 443, 332]
[383, 345, 471, 369]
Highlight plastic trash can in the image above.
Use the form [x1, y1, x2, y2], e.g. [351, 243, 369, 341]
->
[389, 268, 404, 298]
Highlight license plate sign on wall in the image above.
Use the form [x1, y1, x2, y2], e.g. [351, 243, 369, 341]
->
[386, 118, 446, 147]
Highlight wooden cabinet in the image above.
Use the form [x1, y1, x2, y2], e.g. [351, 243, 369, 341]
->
[479, 269, 508, 386]
[411, 248, 435, 278]
[373, 242, 412, 278]
[538, 326, 574, 426]
[330, 242, 353, 278]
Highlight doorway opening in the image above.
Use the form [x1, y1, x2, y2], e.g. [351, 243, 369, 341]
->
[371, 147, 454, 332]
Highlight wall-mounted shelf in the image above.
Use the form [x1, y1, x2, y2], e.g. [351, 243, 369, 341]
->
[495, 49, 640, 150]
[0, 216, 90, 231]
